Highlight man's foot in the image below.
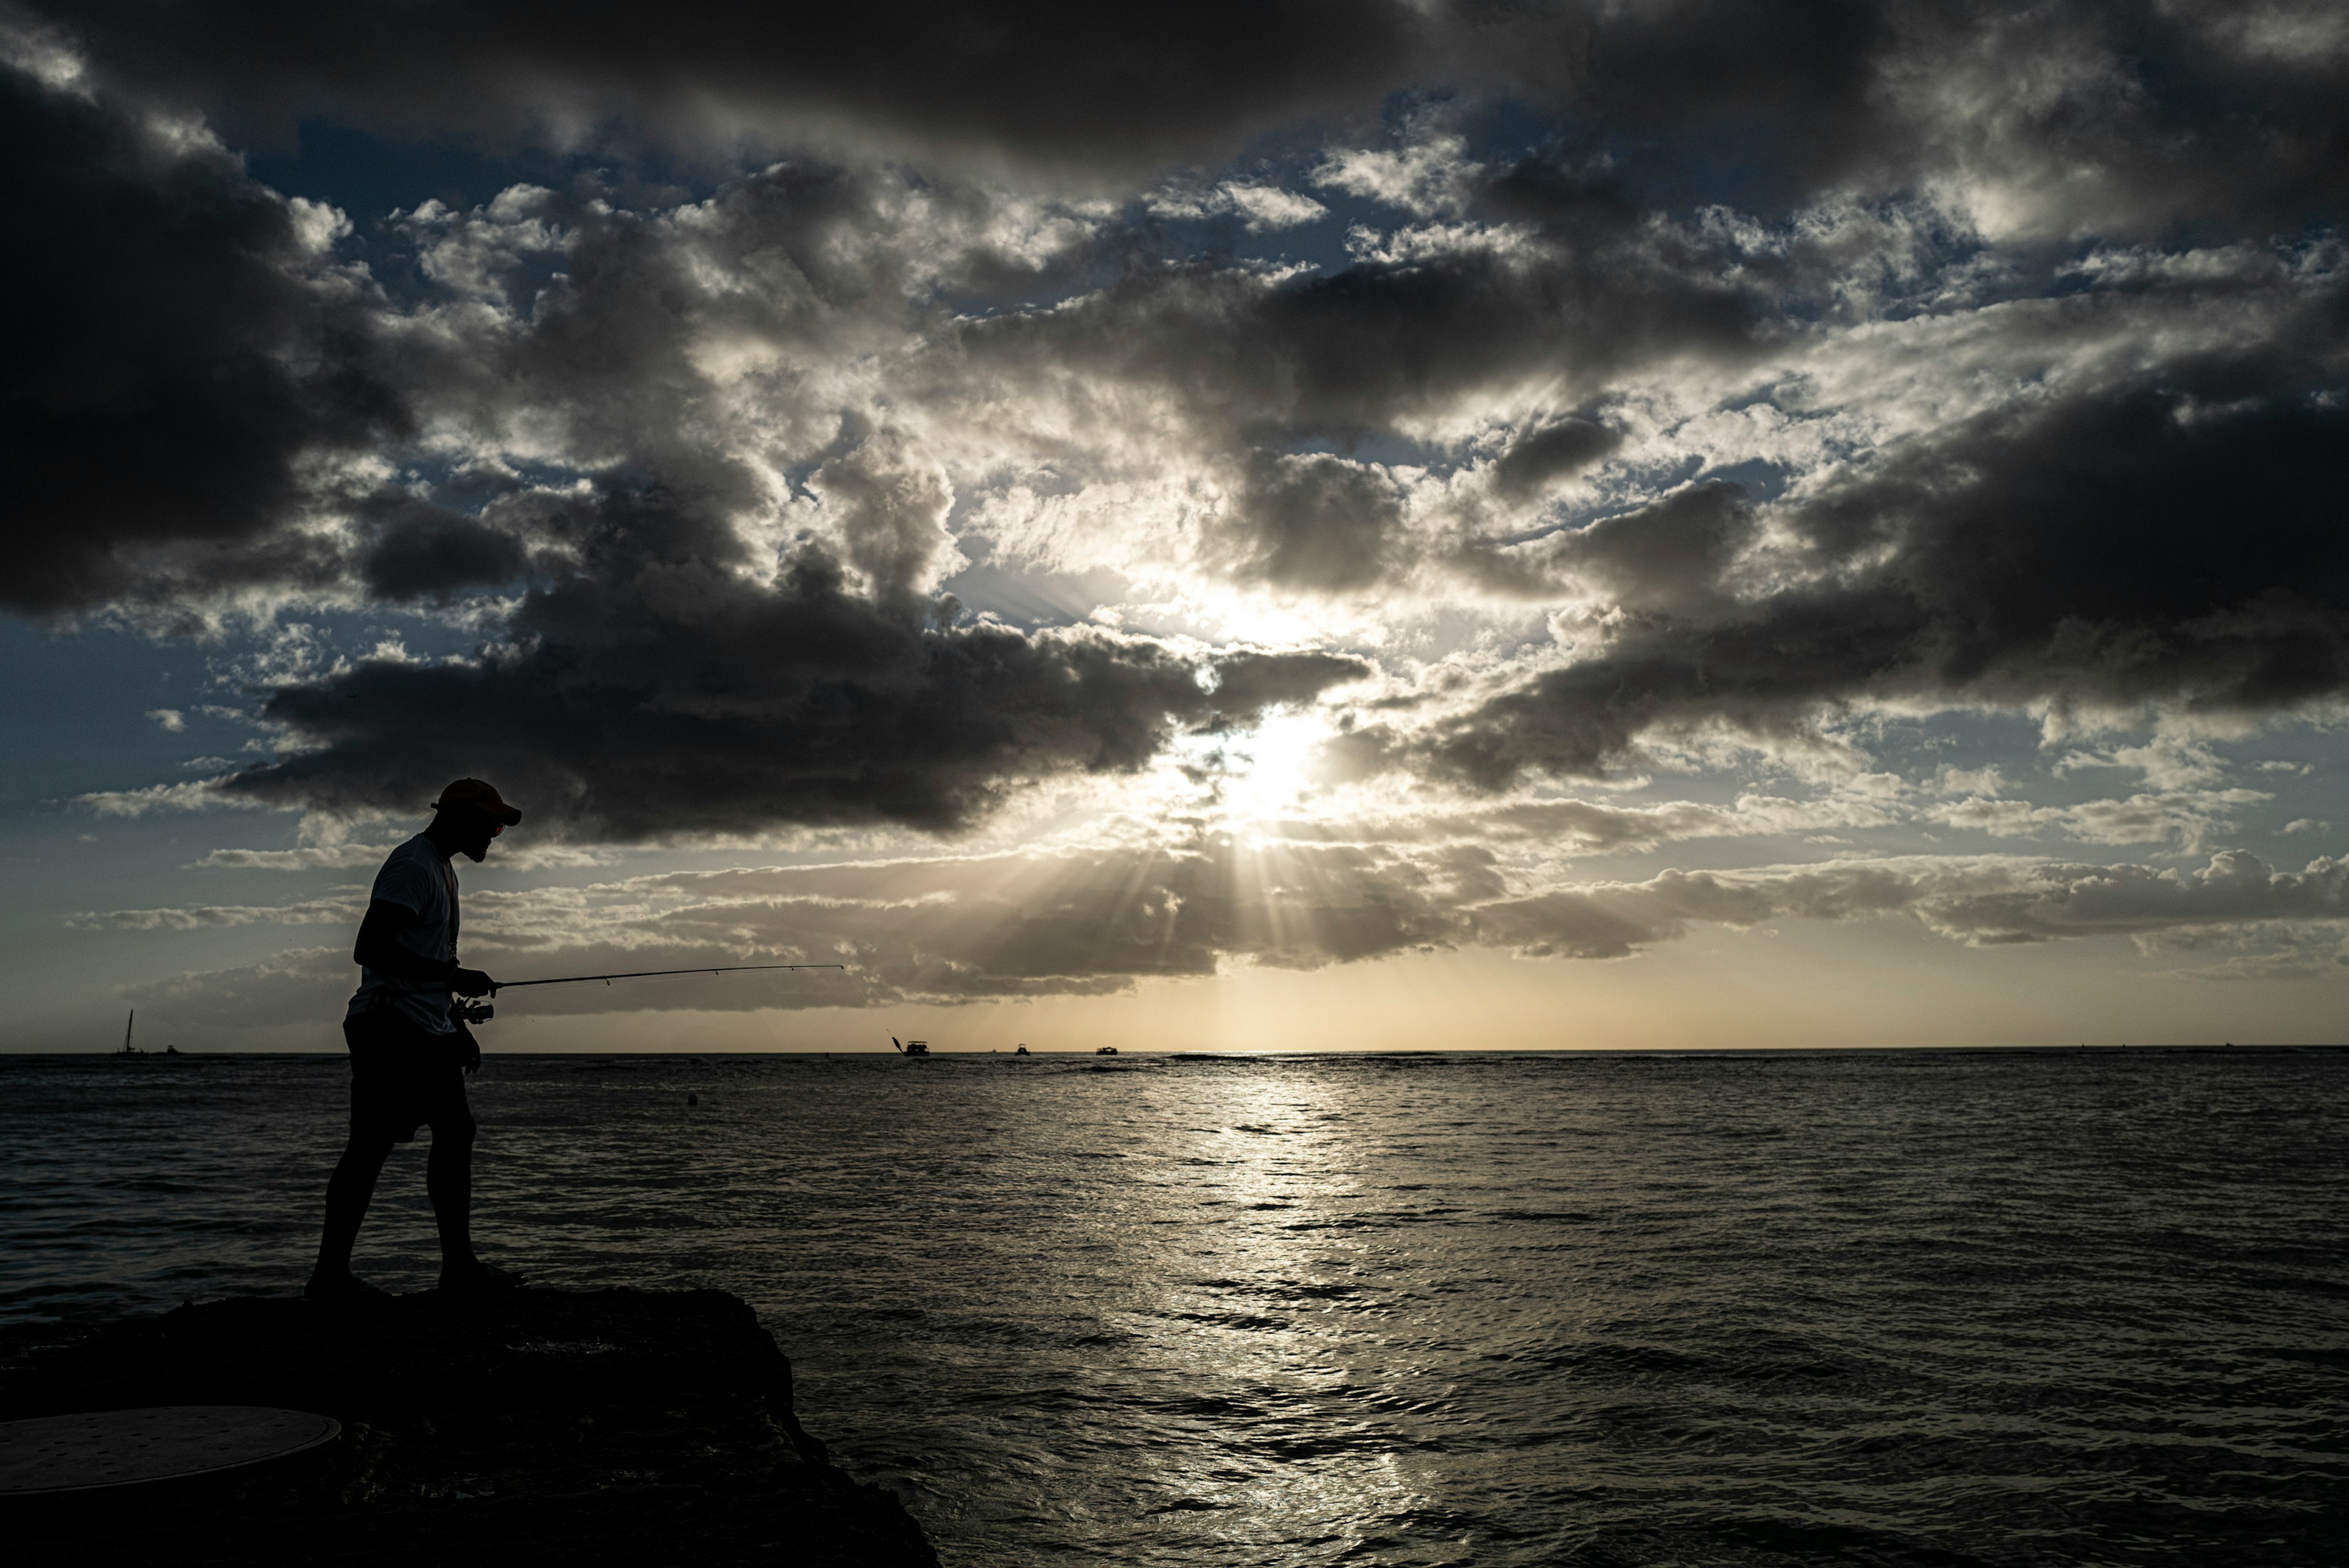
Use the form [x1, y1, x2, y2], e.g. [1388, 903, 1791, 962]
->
[303, 1271, 395, 1309]
[437, 1258, 527, 1295]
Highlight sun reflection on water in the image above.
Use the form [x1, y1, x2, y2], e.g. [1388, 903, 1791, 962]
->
[1115, 1069, 1435, 1559]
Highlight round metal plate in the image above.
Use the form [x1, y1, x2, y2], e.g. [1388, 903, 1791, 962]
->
[0, 1406, 341, 1495]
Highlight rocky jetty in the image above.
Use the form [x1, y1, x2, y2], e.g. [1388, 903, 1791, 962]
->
[0, 1288, 938, 1567]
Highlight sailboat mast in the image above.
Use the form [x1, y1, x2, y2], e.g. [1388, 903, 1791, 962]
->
[124, 1009, 134, 1053]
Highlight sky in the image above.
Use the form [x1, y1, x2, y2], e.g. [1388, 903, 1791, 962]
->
[4, 1, 2347, 1053]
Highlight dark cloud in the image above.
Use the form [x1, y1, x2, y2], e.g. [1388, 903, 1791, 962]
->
[1489, 415, 1621, 499]
[1492, 1, 2349, 237]
[1608, 1, 1894, 179]
[0, 62, 406, 619]
[1430, 349, 2349, 787]
[13, 2, 2338, 625]
[1204, 647, 1374, 714]
[221, 483, 1369, 838]
[1882, 2, 2349, 241]
[1215, 453, 1408, 593]
[1461, 480, 1749, 606]
[962, 235, 1765, 468]
[35, 1, 1434, 178]
[354, 491, 530, 602]
[1838, 374, 2349, 712]
[37, 1, 2347, 235]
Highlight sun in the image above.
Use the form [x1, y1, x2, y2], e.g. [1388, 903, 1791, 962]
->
[1213, 708, 1332, 823]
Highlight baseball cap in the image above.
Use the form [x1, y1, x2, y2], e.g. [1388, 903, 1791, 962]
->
[433, 778, 522, 827]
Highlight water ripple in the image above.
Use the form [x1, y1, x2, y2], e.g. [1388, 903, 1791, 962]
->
[2, 1049, 2344, 1566]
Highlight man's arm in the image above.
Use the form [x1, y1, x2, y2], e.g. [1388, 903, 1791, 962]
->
[353, 900, 495, 995]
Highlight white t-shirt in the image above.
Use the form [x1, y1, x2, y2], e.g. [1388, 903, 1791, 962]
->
[347, 834, 460, 1035]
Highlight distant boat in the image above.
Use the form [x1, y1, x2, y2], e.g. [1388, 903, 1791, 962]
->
[1015, 1045, 1030, 1055]
[1095, 1046, 1118, 1055]
[892, 1037, 930, 1057]
[118, 1010, 141, 1056]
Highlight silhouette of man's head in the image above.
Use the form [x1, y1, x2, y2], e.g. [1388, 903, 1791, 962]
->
[428, 778, 522, 863]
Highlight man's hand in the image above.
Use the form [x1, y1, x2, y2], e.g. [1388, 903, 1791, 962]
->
[452, 967, 496, 997]
[450, 1019, 484, 1075]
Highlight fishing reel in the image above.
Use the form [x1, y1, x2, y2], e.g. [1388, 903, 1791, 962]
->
[452, 999, 496, 1025]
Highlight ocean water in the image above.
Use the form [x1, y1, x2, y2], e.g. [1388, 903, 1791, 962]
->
[1, 1047, 2343, 1567]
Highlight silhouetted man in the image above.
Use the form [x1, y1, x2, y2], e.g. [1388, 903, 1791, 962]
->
[306, 779, 527, 1304]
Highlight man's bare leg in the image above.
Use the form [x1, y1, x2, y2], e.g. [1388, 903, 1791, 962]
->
[429, 1112, 525, 1292]
[310, 1135, 395, 1294]
[426, 1119, 476, 1272]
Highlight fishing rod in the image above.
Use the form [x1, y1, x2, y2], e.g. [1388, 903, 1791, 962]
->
[455, 963, 845, 1023]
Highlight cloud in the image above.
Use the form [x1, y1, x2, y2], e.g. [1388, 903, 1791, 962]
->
[1487, 416, 1622, 501]
[0, 54, 407, 620]
[145, 708, 186, 732]
[1888, 2, 2349, 242]
[1256, 790, 1898, 857]
[1474, 850, 2349, 957]
[120, 837, 1473, 1023]
[75, 777, 262, 817]
[7, 2, 1924, 202]
[121, 943, 349, 1028]
[1148, 181, 1327, 232]
[72, 894, 360, 931]
[119, 843, 2349, 1028]
[33, 2, 1447, 179]
[811, 426, 960, 605]
[1426, 356, 2349, 789]
[1934, 764, 2006, 797]
[1928, 789, 2273, 852]
[1212, 452, 1410, 593]
[211, 486, 1371, 839]
[187, 840, 615, 871]
[1315, 132, 1480, 218]
[55, 0, 2330, 246]
[2055, 736, 2232, 790]
[11, 0, 2349, 1024]
[353, 491, 532, 603]
[1461, 480, 1753, 611]
[962, 206, 1770, 461]
[2132, 920, 2349, 982]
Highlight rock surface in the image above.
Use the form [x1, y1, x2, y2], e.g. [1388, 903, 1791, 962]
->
[0, 1288, 938, 1567]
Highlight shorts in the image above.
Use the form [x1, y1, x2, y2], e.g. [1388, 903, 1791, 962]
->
[343, 1009, 475, 1145]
